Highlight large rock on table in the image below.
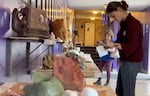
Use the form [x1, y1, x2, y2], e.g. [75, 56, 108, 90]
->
[53, 56, 84, 91]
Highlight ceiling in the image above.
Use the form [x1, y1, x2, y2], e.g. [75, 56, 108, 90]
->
[74, 10, 104, 19]
[66, 0, 150, 20]
[67, 0, 150, 11]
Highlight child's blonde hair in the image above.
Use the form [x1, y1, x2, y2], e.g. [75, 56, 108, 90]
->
[105, 29, 114, 40]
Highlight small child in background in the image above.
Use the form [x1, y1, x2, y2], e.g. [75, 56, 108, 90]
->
[93, 30, 115, 86]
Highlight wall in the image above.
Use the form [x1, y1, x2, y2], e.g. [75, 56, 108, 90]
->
[149, 28, 150, 74]
[75, 18, 108, 46]
[132, 12, 150, 74]
[132, 12, 150, 24]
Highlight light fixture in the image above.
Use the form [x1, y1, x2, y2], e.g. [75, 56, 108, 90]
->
[90, 17, 95, 20]
[104, 4, 107, 9]
[92, 11, 98, 14]
[101, 11, 104, 15]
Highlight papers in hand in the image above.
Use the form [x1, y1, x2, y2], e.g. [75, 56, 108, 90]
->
[96, 45, 108, 57]
[110, 49, 120, 58]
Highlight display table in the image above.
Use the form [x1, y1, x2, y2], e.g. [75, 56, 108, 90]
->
[82, 62, 101, 78]
[0, 82, 29, 96]
[86, 85, 116, 96]
[0, 83, 116, 96]
[34, 53, 100, 78]
[81, 54, 101, 78]
[34, 64, 100, 78]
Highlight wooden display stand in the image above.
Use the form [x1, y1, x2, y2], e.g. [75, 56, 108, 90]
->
[82, 62, 101, 78]
[86, 85, 116, 96]
[34, 68, 53, 76]
[34, 66, 100, 78]
[0, 83, 116, 96]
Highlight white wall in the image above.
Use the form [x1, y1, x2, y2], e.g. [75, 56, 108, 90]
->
[148, 27, 150, 75]
[0, 0, 19, 12]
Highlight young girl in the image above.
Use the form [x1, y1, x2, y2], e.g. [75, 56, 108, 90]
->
[93, 30, 115, 86]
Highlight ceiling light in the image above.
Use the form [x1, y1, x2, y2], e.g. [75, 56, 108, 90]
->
[90, 17, 95, 20]
[104, 4, 107, 9]
[101, 11, 104, 14]
[92, 11, 98, 14]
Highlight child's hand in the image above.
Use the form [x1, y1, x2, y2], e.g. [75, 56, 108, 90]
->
[105, 40, 114, 48]
[107, 47, 116, 52]
[103, 45, 110, 49]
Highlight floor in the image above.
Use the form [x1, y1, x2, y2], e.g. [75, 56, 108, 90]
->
[86, 77, 150, 96]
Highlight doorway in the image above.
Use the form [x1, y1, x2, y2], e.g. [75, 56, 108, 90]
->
[84, 23, 95, 46]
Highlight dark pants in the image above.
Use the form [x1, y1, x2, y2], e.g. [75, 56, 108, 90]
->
[116, 61, 141, 96]
[98, 60, 113, 82]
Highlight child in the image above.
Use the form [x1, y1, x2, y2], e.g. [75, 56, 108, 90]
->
[93, 30, 115, 86]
